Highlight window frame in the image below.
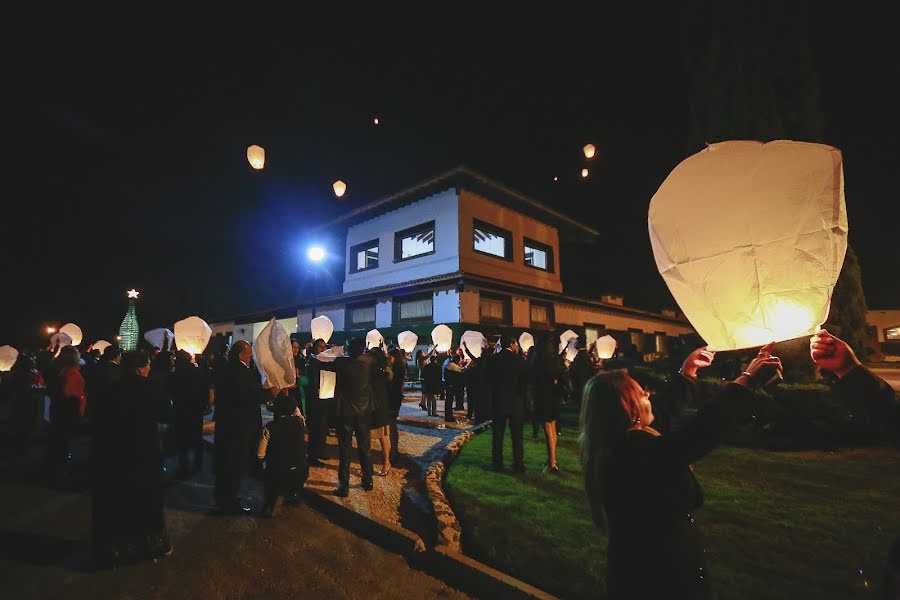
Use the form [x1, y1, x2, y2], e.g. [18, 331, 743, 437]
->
[479, 293, 511, 325]
[345, 302, 377, 330]
[472, 219, 513, 261]
[528, 301, 555, 329]
[523, 237, 555, 272]
[348, 238, 380, 274]
[394, 220, 436, 263]
[392, 293, 434, 324]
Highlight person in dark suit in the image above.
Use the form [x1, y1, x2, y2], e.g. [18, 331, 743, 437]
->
[172, 350, 210, 478]
[304, 338, 330, 466]
[487, 335, 527, 472]
[257, 395, 307, 517]
[315, 338, 377, 497]
[213, 340, 274, 514]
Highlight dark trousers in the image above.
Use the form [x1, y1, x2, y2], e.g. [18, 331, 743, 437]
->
[306, 398, 330, 461]
[451, 385, 465, 411]
[175, 413, 204, 474]
[492, 412, 524, 468]
[336, 416, 372, 489]
[214, 424, 256, 508]
[48, 396, 79, 464]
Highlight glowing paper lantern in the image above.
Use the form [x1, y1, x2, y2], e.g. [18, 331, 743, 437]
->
[649, 140, 848, 350]
[595, 335, 617, 359]
[253, 318, 296, 389]
[518, 332, 535, 354]
[319, 371, 336, 399]
[564, 338, 578, 362]
[0, 345, 18, 371]
[91, 340, 112, 355]
[461, 330, 486, 358]
[247, 145, 265, 170]
[50, 332, 72, 350]
[559, 329, 578, 354]
[333, 180, 347, 198]
[310, 315, 334, 343]
[583, 143, 596, 159]
[431, 324, 453, 353]
[397, 330, 418, 353]
[581, 168, 589, 178]
[60, 323, 83, 346]
[366, 329, 384, 350]
[144, 328, 174, 351]
[173, 316, 212, 356]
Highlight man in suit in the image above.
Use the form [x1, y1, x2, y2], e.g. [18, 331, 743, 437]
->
[304, 338, 330, 467]
[487, 335, 527, 472]
[315, 338, 377, 497]
[213, 340, 274, 514]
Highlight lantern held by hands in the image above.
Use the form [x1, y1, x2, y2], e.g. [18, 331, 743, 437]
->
[173, 316, 212, 356]
[431, 324, 453, 353]
[366, 329, 384, 350]
[60, 323, 83, 346]
[649, 140, 848, 350]
[518, 332, 535, 354]
[397, 331, 418, 353]
[461, 330, 486, 358]
[0, 345, 18, 371]
[310, 315, 334, 343]
[559, 329, 578, 354]
[90, 340, 112, 355]
[253, 318, 296, 389]
[50, 332, 72, 351]
[144, 328, 174, 351]
[595, 335, 617, 359]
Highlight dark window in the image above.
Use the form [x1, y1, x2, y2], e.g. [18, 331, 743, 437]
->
[393, 295, 434, 322]
[394, 221, 435, 262]
[473, 219, 512, 260]
[349, 239, 379, 273]
[524, 238, 554, 272]
[346, 304, 376, 329]
[479, 294, 511, 324]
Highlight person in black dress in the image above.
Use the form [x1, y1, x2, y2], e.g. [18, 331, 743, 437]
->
[368, 347, 394, 476]
[532, 334, 565, 473]
[91, 350, 172, 567]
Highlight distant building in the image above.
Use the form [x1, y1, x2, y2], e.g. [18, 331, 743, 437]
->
[210, 168, 695, 359]
[866, 309, 900, 358]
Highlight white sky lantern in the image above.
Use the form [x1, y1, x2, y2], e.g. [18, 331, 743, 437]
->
[50, 332, 72, 349]
[583, 143, 596, 159]
[559, 329, 578, 354]
[247, 145, 265, 170]
[581, 168, 589, 178]
[366, 328, 384, 350]
[649, 140, 848, 350]
[60, 323, 83, 346]
[461, 330, 486, 358]
[144, 328, 174, 350]
[595, 335, 617, 359]
[518, 332, 535, 354]
[397, 330, 418, 353]
[173, 316, 213, 356]
[91, 340, 112, 355]
[431, 324, 453, 353]
[333, 180, 347, 198]
[310, 315, 334, 343]
[314, 346, 344, 399]
[564, 338, 579, 362]
[0, 345, 18, 371]
[253, 318, 296, 389]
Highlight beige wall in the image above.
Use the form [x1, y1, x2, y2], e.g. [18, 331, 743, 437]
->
[459, 289, 480, 323]
[457, 190, 563, 293]
[511, 296, 530, 328]
[867, 310, 900, 343]
[554, 302, 694, 337]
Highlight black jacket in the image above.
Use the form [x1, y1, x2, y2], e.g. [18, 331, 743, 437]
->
[487, 349, 527, 416]
[316, 353, 378, 419]
[215, 360, 265, 434]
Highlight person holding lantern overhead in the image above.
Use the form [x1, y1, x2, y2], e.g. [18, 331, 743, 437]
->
[487, 335, 528, 472]
[304, 338, 330, 466]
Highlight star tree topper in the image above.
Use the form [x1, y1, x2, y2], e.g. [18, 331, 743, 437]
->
[127, 289, 140, 299]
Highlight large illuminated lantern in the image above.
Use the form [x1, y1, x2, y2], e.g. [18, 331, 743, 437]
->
[559, 329, 577, 354]
[0, 345, 18, 371]
[595, 335, 617, 359]
[310, 315, 334, 343]
[649, 140, 848, 350]
[90, 340, 112, 356]
[397, 331, 418, 353]
[461, 330, 486, 358]
[253, 318, 296, 389]
[431, 324, 453, 353]
[60, 323, 83, 346]
[144, 328, 174, 351]
[247, 145, 265, 170]
[366, 329, 384, 350]
[518, 332, 535, 354]
[50, 332, 72, 351]
[173, 316, 212, 356]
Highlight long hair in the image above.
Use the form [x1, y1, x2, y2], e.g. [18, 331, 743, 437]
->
[54, 346, 81, 371]
[579, 370, 643, 532]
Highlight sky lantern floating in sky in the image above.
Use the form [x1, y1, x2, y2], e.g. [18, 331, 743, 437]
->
[583, 143, 596, 159]
[397, 331, 418, 353]
[333, 180, 347, 198]
[461, 330, 486, 358]
[581, 168, 589, 178]
[649, 140, 848, 350]
[253, 318, 296, 389]
[431, 324, 453, 353]
[247, 145, 265, 170]
[0, 345, 18, 371]
[595, 335, 617, 359]
[173, 316, 212, 356]
[310, 315, 334, 343]
[518, 332, 535, 354]
[60, 323, 83, 346]
[144, 328, 174, 351]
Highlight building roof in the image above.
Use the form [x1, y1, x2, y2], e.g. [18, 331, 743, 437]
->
[313, 166, 600, 241]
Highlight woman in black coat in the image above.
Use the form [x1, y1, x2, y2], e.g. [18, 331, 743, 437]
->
[531, 334, 565, 473]
[91, 350, 172, 567]
[580, 344, 780, 599]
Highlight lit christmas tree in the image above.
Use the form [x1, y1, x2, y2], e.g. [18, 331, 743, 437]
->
[118, 289, 140, 351]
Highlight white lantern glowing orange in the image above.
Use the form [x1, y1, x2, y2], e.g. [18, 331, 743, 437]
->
[366, 329, 384, 350]
[173, 316, 213, 356]
[397, 330, 418, 353]
[461, 330, 486, 358]
[247, 145, 265, 170]
[333, 180, 347, 198]
[583, 143, 596, 159]
[649, 140, 848, 350]
[431, 324, 453, 353]
[91, 340, 112, 356]
[60, 323, 83, 346]
[50, 332, 72, 350]
[595, 335, 617, 359]
[0, 345, 18, 371]
[581, 168, 589, 178]
[518, 332, 535, 354]
[559, 329, 578, 354]
[310, 315, 334, 343]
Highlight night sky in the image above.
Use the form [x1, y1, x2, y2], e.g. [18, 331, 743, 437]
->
[5, 3, 898, 349]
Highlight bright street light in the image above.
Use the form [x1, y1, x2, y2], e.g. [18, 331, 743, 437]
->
[307, 246, 326, 262]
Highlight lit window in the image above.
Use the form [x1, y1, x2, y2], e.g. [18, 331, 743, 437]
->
[524, 238, 553, 271]
[530, 303, 552, 326]
[395, 221, 435, 261]
[480, 296, 508, 323]
[887, 327, 900, 341]
[350, 239, 379, 273]
[348, 305, 376, 328]
[395, 296, 433, 321]
[474, 220, 511, 259]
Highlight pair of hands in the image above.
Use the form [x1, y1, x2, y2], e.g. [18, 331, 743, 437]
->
[681, 343, 783, 387]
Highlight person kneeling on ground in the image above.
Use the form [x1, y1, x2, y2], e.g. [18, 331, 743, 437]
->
[257, 395, 308, 517]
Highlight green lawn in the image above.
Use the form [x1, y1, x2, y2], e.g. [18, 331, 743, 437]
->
[444, 431, 900, 599]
